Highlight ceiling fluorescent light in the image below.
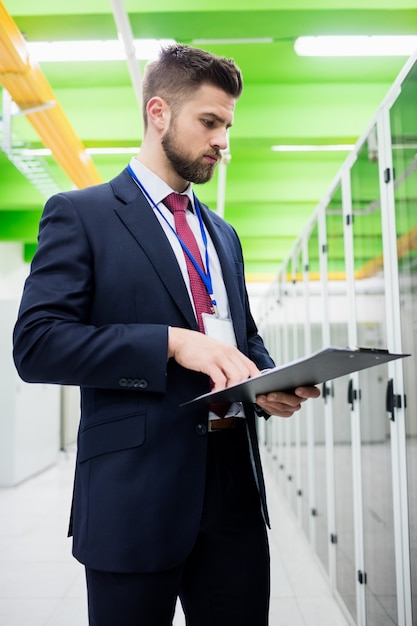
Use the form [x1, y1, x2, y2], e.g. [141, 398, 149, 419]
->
[192, 38, 273, 45]
[271, 144, 355, 152]
[19, 147, 139, 156]
[294, 35, 417, 57]
[85, 147, 139, 155]
[26, 39, 175, 63]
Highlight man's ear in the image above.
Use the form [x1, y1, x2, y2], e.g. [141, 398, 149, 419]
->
[146, 96, 170, 131]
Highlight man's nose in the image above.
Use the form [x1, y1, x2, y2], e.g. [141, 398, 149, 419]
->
[210, 129, 228, 151]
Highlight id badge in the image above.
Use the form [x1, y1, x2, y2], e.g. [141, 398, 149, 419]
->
[202, 313, 237, 347]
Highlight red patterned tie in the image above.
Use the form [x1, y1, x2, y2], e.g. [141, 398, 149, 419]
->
[164, 193, 229, 418]
[164, 193, 213, 332]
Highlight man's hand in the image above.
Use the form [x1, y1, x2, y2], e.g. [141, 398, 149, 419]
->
[168, 327, 259, 390]
[255, 386, 321, 418]
[168, 328, 321, 417]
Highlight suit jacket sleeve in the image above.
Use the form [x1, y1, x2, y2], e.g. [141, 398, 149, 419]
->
[13, 190, 169, 392]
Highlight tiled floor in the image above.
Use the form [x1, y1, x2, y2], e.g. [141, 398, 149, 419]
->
[0, 447, 349, 626]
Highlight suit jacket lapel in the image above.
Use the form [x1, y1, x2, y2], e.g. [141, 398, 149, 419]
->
[198, 203, 247, 351]
[111, 170, 198, 330]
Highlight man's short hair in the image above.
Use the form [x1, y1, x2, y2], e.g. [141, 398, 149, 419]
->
[142, 44, 243, 129]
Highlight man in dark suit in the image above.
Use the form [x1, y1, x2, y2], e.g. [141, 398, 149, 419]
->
[13, 44, 319, 626]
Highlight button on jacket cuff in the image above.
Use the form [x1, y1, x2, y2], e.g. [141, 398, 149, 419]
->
[118, 378, 149, 389]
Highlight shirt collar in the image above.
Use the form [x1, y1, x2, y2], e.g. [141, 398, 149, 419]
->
[128, 157, 195, 211]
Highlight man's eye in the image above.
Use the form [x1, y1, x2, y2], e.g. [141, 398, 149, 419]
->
[202, 119, 213, 127]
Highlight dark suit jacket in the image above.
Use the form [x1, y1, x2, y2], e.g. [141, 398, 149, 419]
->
[13, 168, 275, 573]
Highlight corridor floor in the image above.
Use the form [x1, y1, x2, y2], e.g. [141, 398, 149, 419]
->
[0, 447, 349, 625]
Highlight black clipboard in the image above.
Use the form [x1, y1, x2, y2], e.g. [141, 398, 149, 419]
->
[182, 346, 409, 406]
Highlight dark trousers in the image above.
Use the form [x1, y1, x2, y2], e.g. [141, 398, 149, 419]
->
[85, 421, 270, 626]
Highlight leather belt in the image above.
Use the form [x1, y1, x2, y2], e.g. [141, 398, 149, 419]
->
[208, 417, 242, 432]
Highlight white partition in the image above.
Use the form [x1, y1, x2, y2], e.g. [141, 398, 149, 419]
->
[0, 278, 61, 487]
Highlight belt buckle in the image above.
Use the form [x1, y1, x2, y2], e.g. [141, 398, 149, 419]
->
[208, 417, 237, 432]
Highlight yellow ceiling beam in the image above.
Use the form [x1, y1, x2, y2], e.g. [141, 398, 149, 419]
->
[0, 1, 102, 189]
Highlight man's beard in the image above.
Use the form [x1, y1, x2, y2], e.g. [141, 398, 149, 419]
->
[161, 124, 219, 185]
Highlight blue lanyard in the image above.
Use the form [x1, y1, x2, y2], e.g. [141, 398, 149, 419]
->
[127, 164, 218, 315]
